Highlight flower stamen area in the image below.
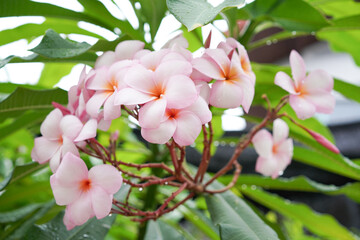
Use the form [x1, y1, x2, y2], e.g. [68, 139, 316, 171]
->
[79, 179, 92, 192]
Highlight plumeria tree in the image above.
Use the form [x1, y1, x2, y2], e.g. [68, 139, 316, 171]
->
[1, 0, 360, 239]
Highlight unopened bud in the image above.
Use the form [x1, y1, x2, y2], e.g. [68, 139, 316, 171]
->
[305, 129, 340, 154]
[52, 102, 70, 115]
[110, 130, 119, 142]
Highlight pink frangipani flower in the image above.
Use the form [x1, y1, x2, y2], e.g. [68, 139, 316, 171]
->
[50, 152, 122, 230]
[252, 119, 293, 179]
[275, 50, 335, 120]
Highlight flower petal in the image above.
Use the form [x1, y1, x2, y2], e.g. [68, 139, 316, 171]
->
[303, 69, 333, 92]
[54, 152, 88, 187]
[103, 93, 121, 121]
[255, 156, 279, 178]
[86, 67, 109, 91]
[86, 91, 111, 118]
[141, 119, 177, 144]
[49, 149, 61, 173]
[185, 97, 212, 124]
[95, 51, 116, 68]
[235, 76, 254, 113]
[290, 50, 306, 85]
[204, 49, 230, 75]
[60, 115, 83, 140]
[124, 65, 155, 93]
[40, 109, 62, 140]
[155, 60, 192, 85]
[50, 175, 81, 205]
[75, 119, 98, 142]
[274, 72, 296, 94]
[173, 112, 202, 146]
[252, 129, 273, 157]
[165, 75, 198, 109]
[138, 98, 167, 128]
[115, 40, 145, 60]
[192, 57, 225, 80]
[115, 87, 154, 105]
[89, 165, 122, 194]
[209, 80, 243, 108]
[32, 137, 61, 164]
[63, 207, 76, 230]
[289, 95, 316, 120]
[304, 91, 335, 114]
[67, 192, 94, 226]
[273, 119, 289, 144]
[91, 186, 112, 219]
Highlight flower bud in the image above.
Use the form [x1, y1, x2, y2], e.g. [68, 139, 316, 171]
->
[305, 129, 340, 154]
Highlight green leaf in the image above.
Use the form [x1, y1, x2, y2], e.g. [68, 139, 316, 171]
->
[0, 83, 48, 94]
[0, 201, 55, 240]
[166, 0, 245, 31]
[225, 174, 360, 204]
[306, 0, 360, 19]
[325, 15, 360, 31]
[0, 87, 68, 123]
[205, 181, 279, 240]
[241, 187, 356, 240]
[334, 78, 360, 103]
[0, 204, 42, 223]
[30, 29, 92, 59]
[0, 162, 46, 191]
[38, 63, 75, 88]
[24, 211, 115, 240]
[144, 220, 186, 240]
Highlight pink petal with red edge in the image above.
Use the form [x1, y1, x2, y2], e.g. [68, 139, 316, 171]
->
[103, 93, 121, 121]
[95, 51, 116, 68]
[60, 115, 83, 140]
[305, 129, 339, 154]
[192, 57, 225, 80]
[289, 95, 316, 120]
[91, 186, 112, 219]
[89, 165, 122, 194]
[115, 40, 145, 60]
[252, 129, 273, 157]
[67, 193, 94, 226]
[305, 91, 335, 114]
[40, 109, 62, 140]
[290, 50, 306, 85]
[124, 65, 155, 93]
[50, 175, 81, 205]
[303, 69, 334, 92]
[33, 137, 61, 164]
[86, 91, 111, 118]
[274, 72, 296, 94]
[273, 119, 289, 144]
[204, 49, 230, 75]
[54, 152, 88, 186]
[141, 119, 177, 144]
[155, 60, 192, 85]
[255, 156, 278, 178]
[139, 98, 167, 128]
[209, 80, 243, 108]
[115, 88, 154, 106]
[75, 119, 98, 142]
[173, 112, 202, 146]
[165, 75, 198, 109]
[185, 97, 212, 124]
[86, 67, 109, 90]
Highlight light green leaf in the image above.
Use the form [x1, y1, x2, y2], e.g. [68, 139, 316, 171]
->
[306, 0, 360, 19]
[144, 220, 186, 240]
[241, 187, 356, 240]
[38, 63, 75, 88]
[31, 29, 92, 58]
[334, 78, 360, 103]
[166, 0, 245, 31]
[0, 162, 46, 191]
[205, 181, 279, 240]
[24, 211, 115, 240]
[0, 87, 67, 123]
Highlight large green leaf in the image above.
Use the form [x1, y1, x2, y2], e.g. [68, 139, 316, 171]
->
[0, 87, 68, 123]
[0, 162, 46, 191]
[38, 63, 75, 88]
[144, 220, 186, 240]
[0, 204, 42, 223]
[334, 78, 360, 103]
[306, 0, 360, 19]
[24, 211, 115, 240]
[245, 0, 329, 32]
[223, 174, 360, 204]
[31, 29, 92, 58]
[205, 181, 279, 240]
[241, 187, 356, 240]
[0, 18, 104, 47]
[166, 0, 245, 31]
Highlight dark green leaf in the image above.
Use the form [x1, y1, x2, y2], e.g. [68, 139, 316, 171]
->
[0, 162, 46, 191]
[334, 78, 360, 103]
[241, 187, 356, 240]
[166, 0, 245, 31]
[0, 204, 42, 223]
[31, 29, 92, 58]
[138, 0, 167, 40]
[0, 87, 67, 123]
[144, 220, 186, 240]
[24, 211, 115, 240]
[205, 181, 279, 240]
[224, 174, 360, 204]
